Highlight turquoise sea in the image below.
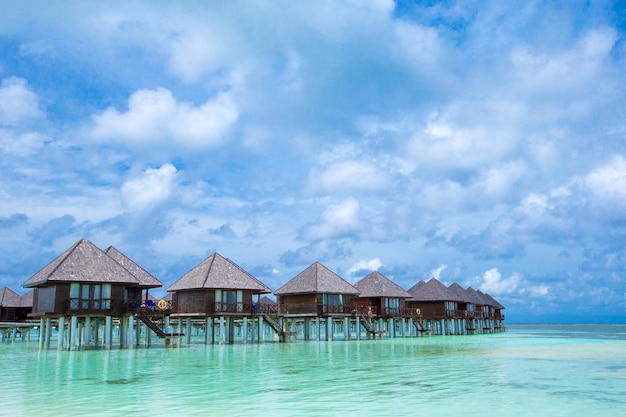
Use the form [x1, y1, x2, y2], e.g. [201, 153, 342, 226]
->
[1, 324, 625, 416]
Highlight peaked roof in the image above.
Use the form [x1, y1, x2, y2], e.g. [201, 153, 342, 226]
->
[407, 278, 464, 302]
[19, 290, 34, 307]
[258, 295, 276, 305]
[0, 287, 22, 307]
[407, 280, 425, 294]
[22, 239, 141, 288]
[354, 271, 411, 298]
[466, 287, 487, 306]
[105, 246, 162, 288]
[477, 290, 505, 309]
[448, 282, 477, 304]
[167, 252, 271, 293]
[274, 262, 359, 295]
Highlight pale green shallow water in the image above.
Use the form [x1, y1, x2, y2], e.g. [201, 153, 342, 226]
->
[1, 324, 625, 416]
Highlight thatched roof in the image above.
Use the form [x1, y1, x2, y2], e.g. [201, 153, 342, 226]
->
[258, 295, 276, 305]
[167, 252, 271, 294]
[354, 271, 411, 298]
[448, 282, 483, 305]
[407, 278, 464, 302]
[407, 280, 425, 294]
[466, 287, 487, 306]
[477, 290, 505, 309]
[0, 287, 21, 307]
[23, 239, 141, 288]
[274, 262, 359, 295]
[19, 290, 33, 307]
[105, 246, 163, 288]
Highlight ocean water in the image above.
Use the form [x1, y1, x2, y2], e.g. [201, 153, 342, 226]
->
[1, 324, 625, 416]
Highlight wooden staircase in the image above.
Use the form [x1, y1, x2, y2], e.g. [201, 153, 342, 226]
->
[413, 318, 432, 334]
[260, 313, 294, 342]
[357, 312, 386, 337]
[136, 311, 183, 338]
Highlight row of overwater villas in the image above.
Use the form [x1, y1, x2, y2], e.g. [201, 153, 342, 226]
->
[2, 239, 505, 350]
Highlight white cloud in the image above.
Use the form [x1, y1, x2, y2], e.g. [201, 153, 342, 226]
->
[394, 21, 446, 69]
[0, 130, 48, 156]
[477, 160, 527, 200]
[585, 155, 626, 203]
[407, 114, 513, 171]
[308, 160, 389, 193]
[121, 163, 178, 212]
[0, 77, 44, 126]
[429, 264, 447, 280]
[300, 197, 361, 241]
[347, 257, 383, 276]
[479, 268, 522, 295]
[91, 88, 238, 149]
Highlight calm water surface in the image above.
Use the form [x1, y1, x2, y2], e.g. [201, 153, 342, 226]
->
[1, 324, 625, 416]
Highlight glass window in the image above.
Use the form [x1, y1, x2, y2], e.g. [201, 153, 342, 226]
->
[324, 294, 342, 305]
[102, 284, 111, 309]
[223, 291, 236, 304]
[70, 283, 80, 298]
[70, 283, 80, 310]
[81, 284, 90, 309]
[386, 298, 400, 308]
[102, 284, 111, 298]
[93, 285, 101, 309]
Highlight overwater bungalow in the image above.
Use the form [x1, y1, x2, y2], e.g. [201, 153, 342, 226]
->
[475, 290, 506, 332]
[479, 291, 505, 330]
[0, 287, 32, 322]
[353, 271, 412, 317]
[104, 246, 163, 305]
[275, 262, 359, 316]
[22, 238, 167, 350]
[406, 278, 465, 335]
[352, 271, 414, 337]
[274, 262, 360, 341]
[167, 252, 273, 344]
[0, 287, 35, 341]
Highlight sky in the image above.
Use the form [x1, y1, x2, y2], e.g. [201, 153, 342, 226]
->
[1, 1, 625, 324]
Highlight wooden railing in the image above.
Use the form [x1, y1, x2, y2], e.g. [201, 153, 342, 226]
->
[214, 302, 251, 314]
[252, 303, 288, 315]
[127, 299, 174, 312]
[66, 298, 115, 314]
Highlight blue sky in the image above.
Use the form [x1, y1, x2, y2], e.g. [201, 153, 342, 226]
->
[1, 1, 625, 323]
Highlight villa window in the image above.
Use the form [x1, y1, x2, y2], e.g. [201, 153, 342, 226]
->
[385, 298, 400, 314]
[69, 283, 112, 311]
[216, 289, 243, 312]
[323, 293, 342, 305]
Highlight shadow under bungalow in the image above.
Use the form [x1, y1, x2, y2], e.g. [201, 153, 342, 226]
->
[2, 238, 505, 349]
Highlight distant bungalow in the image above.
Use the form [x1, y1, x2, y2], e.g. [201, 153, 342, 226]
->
[274, 262, 362, 341]
[353, 271, 412, 337]
[406, 278, 465, 335]
[0, 287, 32, 322]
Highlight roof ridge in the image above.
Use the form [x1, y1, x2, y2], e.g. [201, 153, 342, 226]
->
[226, 255, 272, 292]
[202, 253, 217, 288]
[105, 245, 157, 286]
[48, 239, 84, 281]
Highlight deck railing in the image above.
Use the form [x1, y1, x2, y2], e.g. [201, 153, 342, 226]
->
[352, 305, 378, 316]
[252, 303, 287, 315]
[66, 298, 115, 314]
[126, 299, 174, 312]
[214, 302, 251, 314]
[320, 304, 354, 315]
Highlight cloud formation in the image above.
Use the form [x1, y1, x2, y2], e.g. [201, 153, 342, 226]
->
[1, 1, 626, 323]
[91, 89, 238, 150]
[121, 163, 179, 212]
